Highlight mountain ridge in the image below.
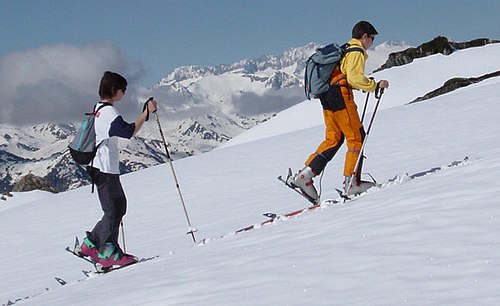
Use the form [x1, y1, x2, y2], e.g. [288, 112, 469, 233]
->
[2, 39, 465, 193]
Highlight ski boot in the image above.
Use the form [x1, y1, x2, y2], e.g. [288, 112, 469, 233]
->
[79, 236, 99, 261]
[343, 175, 376, 196]
[288, 166, 320, 204]
[96, 242, 138, 272]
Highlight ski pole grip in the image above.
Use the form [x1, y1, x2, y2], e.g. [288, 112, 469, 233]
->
[375, 85, 385, 99]
[146, 96, 158, 114]
[142, 97, 155, 120]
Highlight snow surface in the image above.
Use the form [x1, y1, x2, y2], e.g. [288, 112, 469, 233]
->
[2, 44, 500, 305]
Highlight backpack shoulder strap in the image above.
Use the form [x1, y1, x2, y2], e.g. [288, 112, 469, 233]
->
[94, 102, 112, 113]
[346, 47, 365, 55]
[343, 43, 365, 56]
[336, 44, 366, 79]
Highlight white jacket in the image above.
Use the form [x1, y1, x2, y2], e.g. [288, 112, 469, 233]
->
[92, 102, 135, 174]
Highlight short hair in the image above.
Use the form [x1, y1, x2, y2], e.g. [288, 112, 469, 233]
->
[352, 21, 378, 39]
[98, 71, 127, 100]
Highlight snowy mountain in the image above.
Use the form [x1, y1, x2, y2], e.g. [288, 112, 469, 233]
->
[0, 41, 410, 193]
[2, 41, 500, 305]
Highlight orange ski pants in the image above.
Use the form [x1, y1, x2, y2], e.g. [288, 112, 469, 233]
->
[305, 76, 365, 177]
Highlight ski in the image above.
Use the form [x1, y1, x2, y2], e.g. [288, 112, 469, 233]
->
[235, 204, 320, 233]
[278, 168, 319, 204]
[55, 257, 157, 286]
[407, 157, 468, 179]
[59, 253, 159, 286]
[197, 203, 327, 245]
[92, 255, 158, 274]
[64, 236, 159, 275]
[333, 157, 471, 201]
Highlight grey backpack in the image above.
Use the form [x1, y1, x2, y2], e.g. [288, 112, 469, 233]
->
[304, 43, 363, 99]
[68, 103, 110, 165]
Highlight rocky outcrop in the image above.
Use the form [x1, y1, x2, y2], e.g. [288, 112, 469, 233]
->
[12, 173, 58, 193]
[375, 37, 499, 72]
[411, 70, 500, 103]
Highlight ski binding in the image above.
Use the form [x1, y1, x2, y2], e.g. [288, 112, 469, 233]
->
[278, 168, 319, 204]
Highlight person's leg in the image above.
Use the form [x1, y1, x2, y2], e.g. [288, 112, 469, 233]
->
[87, 172, 127, 253]
[305, 110, 345, 175]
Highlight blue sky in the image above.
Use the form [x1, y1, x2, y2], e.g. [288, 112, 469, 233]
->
[1, 0, 499, 125]
[2, 0, 499, 86]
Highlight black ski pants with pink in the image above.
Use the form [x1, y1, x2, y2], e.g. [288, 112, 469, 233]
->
[86, 167, 126, 253]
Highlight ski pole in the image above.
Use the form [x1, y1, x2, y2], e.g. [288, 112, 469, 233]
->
[360, 91, 370, 123]
[360, 78, 374, 122]
[149, 97, 197, 243]
[345, 87, 385, 198]
[120, 221, 126, 253]
[355, 90, 371, 179]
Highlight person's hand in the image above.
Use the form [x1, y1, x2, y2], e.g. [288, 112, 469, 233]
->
[147, 99, 157, 113]
[142, 98, 157, 122]
[378, 80, 389, 89]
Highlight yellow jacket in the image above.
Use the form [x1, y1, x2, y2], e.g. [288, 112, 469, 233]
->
[340, 38, 377, 92]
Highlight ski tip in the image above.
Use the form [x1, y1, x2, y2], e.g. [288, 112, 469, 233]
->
[82, 270, 92, 277]
[322, 198, 340, 205]
[54, 277, 67, 286]
[263, 212, 277, 219]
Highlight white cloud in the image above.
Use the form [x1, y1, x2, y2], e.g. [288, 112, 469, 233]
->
[0, 42, 145, 125]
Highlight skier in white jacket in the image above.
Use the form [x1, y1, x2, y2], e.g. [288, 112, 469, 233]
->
[80, 71, 157, 269]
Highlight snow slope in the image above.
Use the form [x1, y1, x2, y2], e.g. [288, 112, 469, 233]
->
[2, 44, 500, 305]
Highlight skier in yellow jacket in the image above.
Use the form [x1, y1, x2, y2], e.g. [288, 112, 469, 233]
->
[291, 21, 389, 203]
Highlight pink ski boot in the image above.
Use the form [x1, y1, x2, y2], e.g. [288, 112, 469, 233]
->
[96, 243, 138, 272]
[79, 237, 99, 262]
